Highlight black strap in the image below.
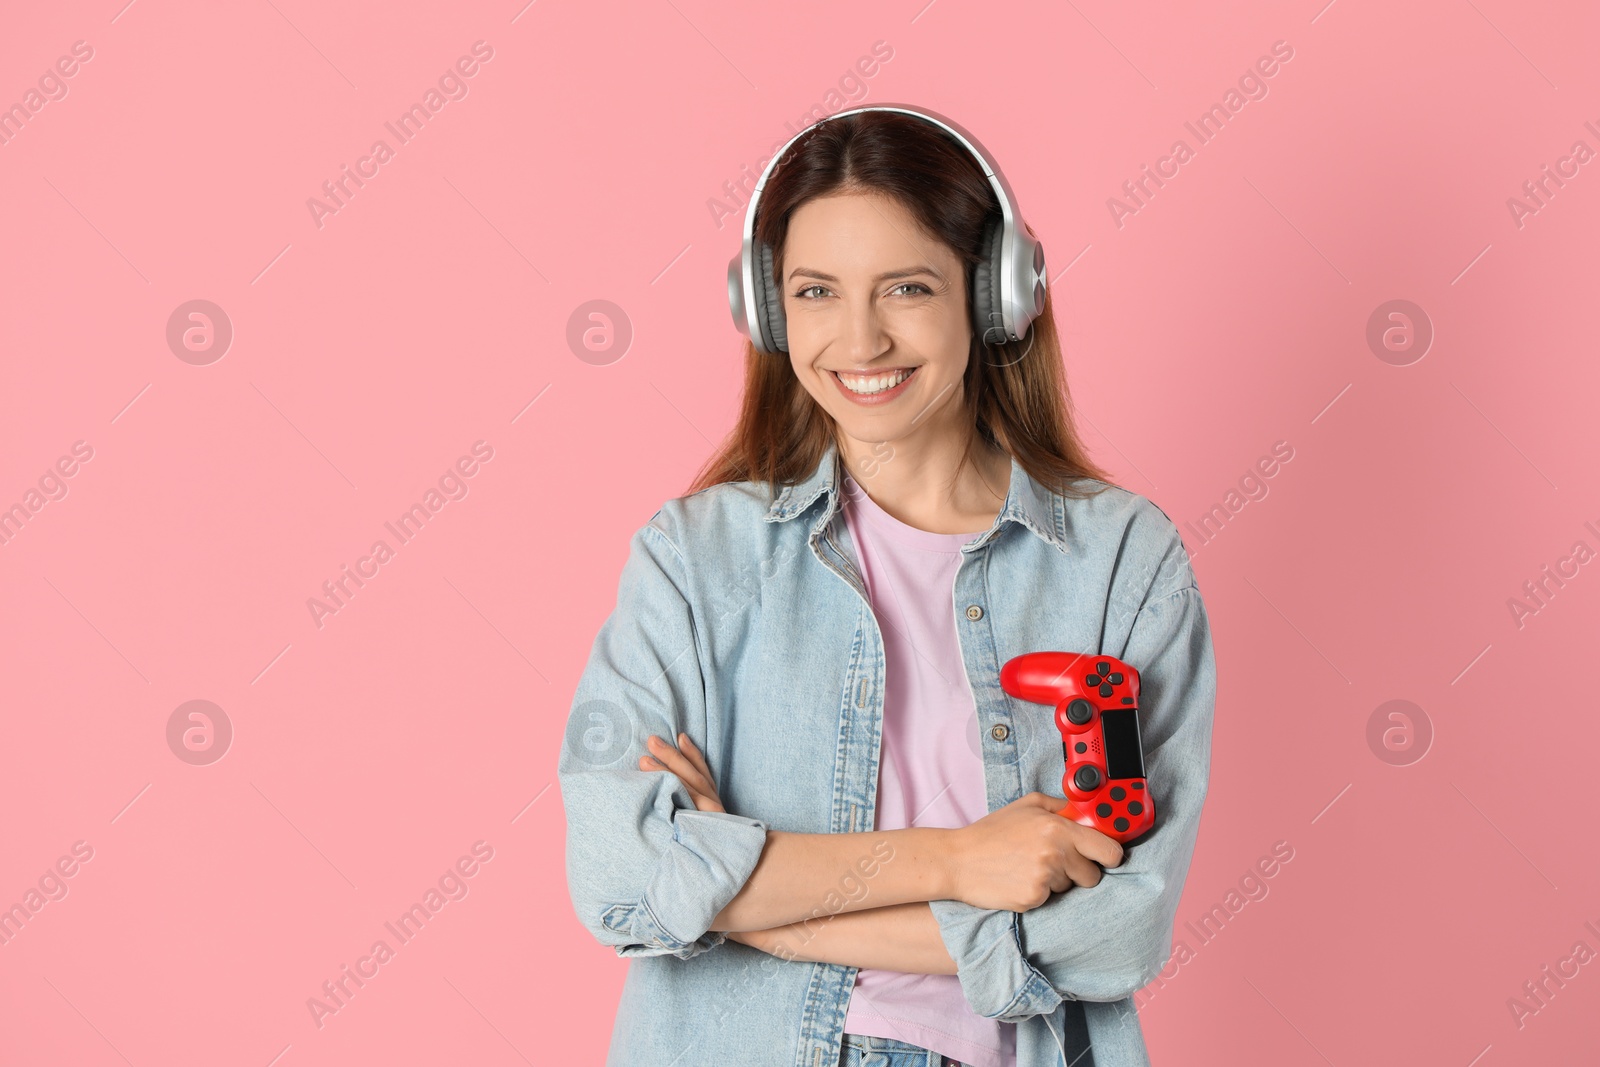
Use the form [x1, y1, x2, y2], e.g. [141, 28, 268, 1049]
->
[1059, 999, 1096, 1067]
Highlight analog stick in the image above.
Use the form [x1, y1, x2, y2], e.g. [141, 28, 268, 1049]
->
[1073, 765, 1101, 791]
[1065, 699, 1094, 725]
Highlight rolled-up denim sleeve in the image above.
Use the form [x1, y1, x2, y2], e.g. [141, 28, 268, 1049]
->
[930, 581, 1216, 1018]
[558, 515, 770, 961]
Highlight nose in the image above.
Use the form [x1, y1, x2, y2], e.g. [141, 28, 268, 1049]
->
[842, 299, 889, 364]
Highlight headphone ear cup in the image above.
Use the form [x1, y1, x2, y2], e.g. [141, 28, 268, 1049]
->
[756, 241, 788, 354]
[971, 218, 1007, 345]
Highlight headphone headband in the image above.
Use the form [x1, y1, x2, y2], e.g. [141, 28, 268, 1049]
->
[727, 102, 1047, 355]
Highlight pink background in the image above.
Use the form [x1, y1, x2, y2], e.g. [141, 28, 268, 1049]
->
[2, 1, 1597, 1063]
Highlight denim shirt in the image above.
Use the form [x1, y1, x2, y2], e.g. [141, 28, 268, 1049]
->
[558, 439, 1217, 1067]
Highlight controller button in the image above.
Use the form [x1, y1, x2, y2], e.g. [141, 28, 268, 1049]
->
[1074, 741, 1087, 753]
[1132, 781, 1144, 790]
[1074, 766, 1101, 791]
[1096, 661, 1110, 674]
[1065, 699, 1094, 725]
[1128, 801, 1143, 816]
[1110, 786, 1126, 801]
[1114, 817, 1130, 832]
[1109, 672, 1123, 684]
[1099, 683, 1114, 697]
[1096, 803, 1113, 818]
[1122, 697, 1134, 705]
[1085, 673, 1101, 687]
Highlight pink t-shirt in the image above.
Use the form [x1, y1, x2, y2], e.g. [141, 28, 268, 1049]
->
[837, 474, 1017, 1067]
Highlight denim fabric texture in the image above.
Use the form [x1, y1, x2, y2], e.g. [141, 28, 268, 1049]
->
[559, 438, 1217, 1067]
[839, 1031, 972, 1067]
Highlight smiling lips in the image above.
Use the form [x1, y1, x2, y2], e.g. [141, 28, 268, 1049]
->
[832, 366, 918, 405]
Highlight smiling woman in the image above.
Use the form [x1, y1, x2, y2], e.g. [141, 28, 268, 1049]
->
[559, 104, 1217, 1067]
[780, 191, 987, 457]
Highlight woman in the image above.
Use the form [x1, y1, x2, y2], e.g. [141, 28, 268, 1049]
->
[559, 105, 1216, 1067]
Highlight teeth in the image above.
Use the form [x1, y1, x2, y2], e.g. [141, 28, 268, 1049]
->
[837, 368, 913, 395]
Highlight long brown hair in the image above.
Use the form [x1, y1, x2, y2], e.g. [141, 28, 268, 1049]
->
[687, 109, 1118, 502]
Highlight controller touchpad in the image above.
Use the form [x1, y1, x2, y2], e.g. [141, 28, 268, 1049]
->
[1099, 708, 1145, 780]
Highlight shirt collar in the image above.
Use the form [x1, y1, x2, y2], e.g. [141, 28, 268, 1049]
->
[762, 438, 1069, 555]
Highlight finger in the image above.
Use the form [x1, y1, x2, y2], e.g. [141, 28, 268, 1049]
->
[677, 732, 717, 784]
[644, 734, 695, 776]
[643, 755, 714, 808]
[1072, 827, 1125, 869]
[640, 741, 687, 777]
[646, 736, 717, 797]
[1064, 852, 1104, 889]
[679, 732, 712, 779]
[640, 754, 694, 789]
[678, 778, 723, 813]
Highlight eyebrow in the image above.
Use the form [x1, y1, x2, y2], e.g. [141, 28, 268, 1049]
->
[786, 265, 945, 284]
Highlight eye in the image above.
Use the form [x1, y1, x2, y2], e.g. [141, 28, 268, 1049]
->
[791, 281, 932, 300]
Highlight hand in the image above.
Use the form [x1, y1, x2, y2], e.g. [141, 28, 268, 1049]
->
[639, 732, 725, 814]
[948, 792, 1125, 912]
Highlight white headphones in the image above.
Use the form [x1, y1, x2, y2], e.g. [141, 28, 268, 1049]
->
[726, 102, 1048, 355]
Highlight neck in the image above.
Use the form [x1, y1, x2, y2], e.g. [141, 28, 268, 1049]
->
[835, 428, 1011, 536]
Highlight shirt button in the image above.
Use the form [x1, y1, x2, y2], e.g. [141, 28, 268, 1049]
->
[965, 605, 983, 621]
[990, 723, 1009, 741]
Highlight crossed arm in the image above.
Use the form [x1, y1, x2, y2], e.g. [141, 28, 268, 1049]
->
[736, 900, 957, 973]
[640, 731, 960, 974]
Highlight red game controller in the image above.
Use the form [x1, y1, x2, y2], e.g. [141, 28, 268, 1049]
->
[999, 651, 1154, 843]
